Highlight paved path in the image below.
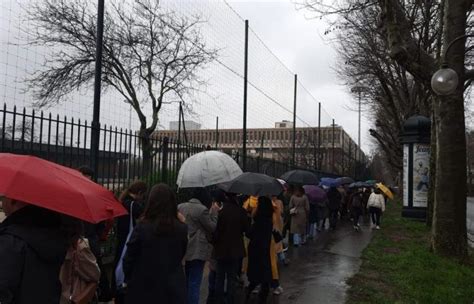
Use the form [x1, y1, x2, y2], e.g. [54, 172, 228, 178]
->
[200, 218, 374, 304]
[276, 220, 373, 304]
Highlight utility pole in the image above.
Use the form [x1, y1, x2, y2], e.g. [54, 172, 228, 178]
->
[292, 74, 297, 168]
[215, 116, 219, 150]
[90, 0, 105, 181]
[318, 102, 321, 170]
[332, 119, 335, 173]
[242, 20, 249, 171]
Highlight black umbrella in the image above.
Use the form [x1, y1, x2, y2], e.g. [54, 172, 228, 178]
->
[337, 176, 355, 185]
[218, 172, 284, 196]
[280, 170, 319, 185]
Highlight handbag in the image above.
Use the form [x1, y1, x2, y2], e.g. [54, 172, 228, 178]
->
[60, 238, 100, 304]
[115, 201, 135, 289]
[272, 230, 283, 243]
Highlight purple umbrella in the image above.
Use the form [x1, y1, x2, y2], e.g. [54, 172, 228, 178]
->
[303, 185, 327, 204]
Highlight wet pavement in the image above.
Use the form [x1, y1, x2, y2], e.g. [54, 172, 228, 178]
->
[200, 218, 374, 304]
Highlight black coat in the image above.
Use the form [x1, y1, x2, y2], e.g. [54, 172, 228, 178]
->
[212, 199, 250, 260]
[115, 197, 144, 264]
[123, 220, 188, 304]
[0, 206, 68, 304]
[327, 188, 342, 211]
[246, 217, 273, 284]
[309, 203, 318, 223]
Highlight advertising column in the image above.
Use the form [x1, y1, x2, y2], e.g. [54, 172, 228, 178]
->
[412, 144, 430, 208]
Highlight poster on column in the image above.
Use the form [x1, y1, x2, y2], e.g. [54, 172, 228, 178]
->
[412, 143, 430, 207]
[403, 145, 409, 207]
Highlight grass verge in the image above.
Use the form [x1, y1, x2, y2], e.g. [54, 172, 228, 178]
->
[347, 201, 474, 304]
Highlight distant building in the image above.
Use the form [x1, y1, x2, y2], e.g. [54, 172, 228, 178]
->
[275, 120, 294, 128]
[154, 122, 366, 175]
[169, 121, 201, 130]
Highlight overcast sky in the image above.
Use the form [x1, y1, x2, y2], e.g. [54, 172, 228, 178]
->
[227, 0, 373, 152]
[0, 0, 373, 153]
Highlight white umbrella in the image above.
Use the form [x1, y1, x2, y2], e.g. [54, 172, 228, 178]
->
[177, 151, 243, 188]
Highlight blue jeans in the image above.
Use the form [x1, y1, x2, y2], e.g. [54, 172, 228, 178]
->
[185, 259, 206, 304]
[293, 233, 306, 246]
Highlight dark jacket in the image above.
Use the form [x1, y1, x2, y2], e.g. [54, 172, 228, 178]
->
[0, 206, 68, 304]
[246, 217, 273, 284]
[213, 198, 250, 260]
[115, 197, 144, 263]
[123, 220, 188, 304]
[327, 188, 342, 211]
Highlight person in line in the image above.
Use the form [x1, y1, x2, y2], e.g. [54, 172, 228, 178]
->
[178, 188, 219, 304]
[281, 185, 293, 245]
[367, 187, 386, 230]
[316, 192, 329, 231]
[271, 195, 285, 295]
[213, 190, 250, 304]
[327, 186, 342, 230]
[123, 184, 188, 304]
[289, 186, 310, 246]
[307, 196, 318, 239]
[113, 181, 148, 304]
[246, 197, 279, 304]
[78, 166, 113, 302]
[0, 197, 74, 304]
[350, 189, 364, 231]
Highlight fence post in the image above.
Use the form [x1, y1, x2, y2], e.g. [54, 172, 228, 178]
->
[292, 74, 297, 167]
[161, 137, 169, 183]
[90, 0, 105, 181]
[242, 20, 249, 171]
[317, 102, 321, 170]
[341, 130, 345, 175]
[332, 119, 335, 173]
[215, 116, 219, 150]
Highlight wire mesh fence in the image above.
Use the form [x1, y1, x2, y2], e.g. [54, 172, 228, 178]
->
[0, 0, 366, 186]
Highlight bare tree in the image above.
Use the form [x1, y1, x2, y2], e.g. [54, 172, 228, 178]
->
[27, 0, 217, 169]
[301, 0, 472, 258]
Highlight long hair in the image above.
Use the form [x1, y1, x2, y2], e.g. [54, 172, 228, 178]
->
[119, 180, 148, 202]
[142, 183, 178, 235]
[255, 196, 273, 219]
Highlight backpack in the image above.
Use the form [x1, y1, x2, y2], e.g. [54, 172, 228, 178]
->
[59, 238, 101, 304]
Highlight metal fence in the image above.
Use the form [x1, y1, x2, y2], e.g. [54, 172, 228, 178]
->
[0, 104, 342, 193]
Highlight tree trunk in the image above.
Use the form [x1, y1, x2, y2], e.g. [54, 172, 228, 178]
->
[427, 112, 436, 227]
[139, 127, 154, 179]
[431, 0, 468, 258]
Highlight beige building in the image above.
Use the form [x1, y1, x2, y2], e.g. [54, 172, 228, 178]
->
[154, 123, 365, 175]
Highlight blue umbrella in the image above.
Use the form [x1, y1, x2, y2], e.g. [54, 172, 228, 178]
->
[319, 177, 340, 188]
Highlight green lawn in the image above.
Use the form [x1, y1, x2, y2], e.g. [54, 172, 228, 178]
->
[347, 201, 474, 304]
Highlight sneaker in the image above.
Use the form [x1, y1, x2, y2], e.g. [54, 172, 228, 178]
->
[273, 286, 284, 295]
[252, 286, 260, 294]
[353, 225, 359, 231]
[376, 226, 380, 230]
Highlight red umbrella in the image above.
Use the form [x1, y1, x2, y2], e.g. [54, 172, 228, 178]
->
[0, 153, 127, 223]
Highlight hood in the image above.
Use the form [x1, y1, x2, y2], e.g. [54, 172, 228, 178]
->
[0, 206, 68, 263]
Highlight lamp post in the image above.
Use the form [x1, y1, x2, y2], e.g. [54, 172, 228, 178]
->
[431, 34, 474, 95]
[351, 85, 366, 179]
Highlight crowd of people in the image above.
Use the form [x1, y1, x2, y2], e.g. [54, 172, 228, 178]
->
[0, 165, 388, 304]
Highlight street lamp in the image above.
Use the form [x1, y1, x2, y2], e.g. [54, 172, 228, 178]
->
[431, 34, 474, 95]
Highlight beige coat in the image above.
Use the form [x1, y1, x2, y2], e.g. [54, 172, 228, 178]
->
[289, 195, 310, 235]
